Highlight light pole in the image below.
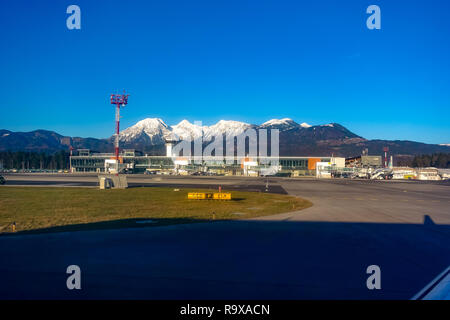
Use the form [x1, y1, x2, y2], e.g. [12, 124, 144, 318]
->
[110, 92, 129, 173]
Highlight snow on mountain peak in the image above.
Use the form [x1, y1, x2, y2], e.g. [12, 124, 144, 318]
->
[262, 118, 296, 126]
[204, 120, 252, 140]
[176, 119, 193, 126]
[118, 117, 323, 145]
[214, 120, 250, 127]
[171, 120, 205, 140]
[120, 118, 170, 142]
[134, 118, 169, 129]
[261, 118, 313, 129]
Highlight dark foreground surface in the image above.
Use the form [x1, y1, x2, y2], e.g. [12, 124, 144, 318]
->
[0, 175, 449, 299]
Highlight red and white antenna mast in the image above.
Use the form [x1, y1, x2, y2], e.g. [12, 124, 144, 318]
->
[110, 92, 129, 161]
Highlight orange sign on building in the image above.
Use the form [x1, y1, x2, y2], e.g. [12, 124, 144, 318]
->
[308, 158, 320, 170]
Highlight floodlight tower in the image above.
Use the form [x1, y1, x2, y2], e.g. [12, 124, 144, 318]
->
[110, 92, 129, 161]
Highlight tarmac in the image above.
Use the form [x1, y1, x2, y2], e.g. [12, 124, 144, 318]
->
[0, 174, 449, 299]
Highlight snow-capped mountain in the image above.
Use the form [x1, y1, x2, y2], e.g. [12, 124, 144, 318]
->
[117, 118, 339, 147]
[119, 118, 254, 144]
[171, 120, 205, 140]
[2, 121, 450, 157]
[260, 118, 311, 130]
[119, 118, 171, 145]
[116, 117, 374, 157]
[111, 118, 450, 158]
[260, 118, 297, 130]
[203, 120, 253, 141]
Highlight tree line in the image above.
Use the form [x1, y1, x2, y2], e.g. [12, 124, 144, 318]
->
[0, 151, 70, 170]
[411, 153, 450, 168]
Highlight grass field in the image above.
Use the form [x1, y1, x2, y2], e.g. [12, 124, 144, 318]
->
[0, 187, 312, 234]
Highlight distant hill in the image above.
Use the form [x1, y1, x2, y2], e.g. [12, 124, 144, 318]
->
[0, 129, 111, 153]
[1, 118, 449, 157]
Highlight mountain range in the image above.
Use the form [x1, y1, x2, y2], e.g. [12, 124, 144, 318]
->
[1, 119, 449, 158]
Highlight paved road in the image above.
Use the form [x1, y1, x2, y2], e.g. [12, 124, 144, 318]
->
[0, 175, 449, 299]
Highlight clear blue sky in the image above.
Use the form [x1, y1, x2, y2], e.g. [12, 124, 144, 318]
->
[0, 0, 449, 143]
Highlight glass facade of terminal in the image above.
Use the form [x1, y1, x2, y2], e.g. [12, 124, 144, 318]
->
[70, 151, 337, 176]
[70, 149, 342, 176]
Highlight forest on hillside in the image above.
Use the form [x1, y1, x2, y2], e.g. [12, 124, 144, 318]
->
[411, 153, 450, 168]
[0, 151, 70, 170]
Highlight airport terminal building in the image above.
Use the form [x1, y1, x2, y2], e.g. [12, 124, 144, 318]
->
[69, 148, 346, 177]
[69, 148, 447, 180]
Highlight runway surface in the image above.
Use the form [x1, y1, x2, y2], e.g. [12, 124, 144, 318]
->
[2, 173, 288, 194]
[0, 174, 449, 299]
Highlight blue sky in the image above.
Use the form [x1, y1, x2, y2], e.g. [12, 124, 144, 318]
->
[0, 0, 449, 143]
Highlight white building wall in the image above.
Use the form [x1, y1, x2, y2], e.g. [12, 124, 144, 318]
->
[331, 157, 345, 168]
[166, 143, 173, 157]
